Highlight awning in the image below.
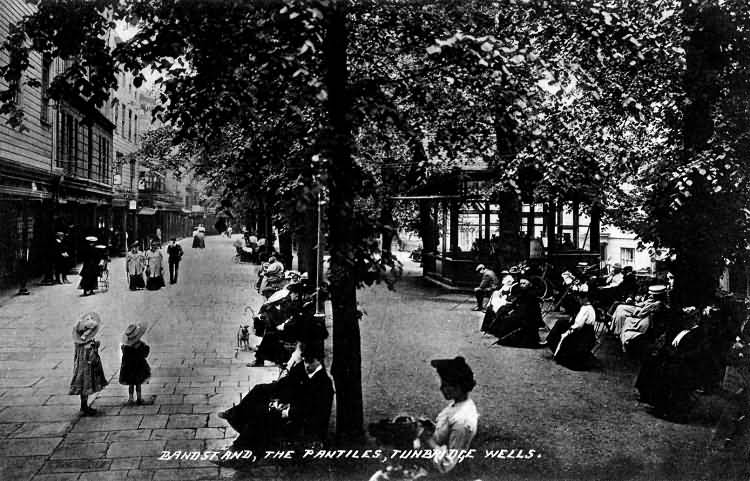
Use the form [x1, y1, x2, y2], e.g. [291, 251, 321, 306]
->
[138, 207, 157, 216]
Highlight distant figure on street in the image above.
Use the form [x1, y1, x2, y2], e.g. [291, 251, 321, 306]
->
[119, 322, 151, 405]
[166, 238, 183, 284]
[473, 264, 498, 311]
[54, 231, 71, 284]
[78, 236, 100, 296]
[418, 356, 479, 475]
[126, 243, 146, 291]
[197, 224, 206, 248]
[192, 227, 201, 249]
[15, 245, 30, 296]
[70, 312, 107, 416]
[145, 242, 165, 290]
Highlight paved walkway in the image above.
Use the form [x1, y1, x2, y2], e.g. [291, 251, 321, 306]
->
[0, 236, 280, 480]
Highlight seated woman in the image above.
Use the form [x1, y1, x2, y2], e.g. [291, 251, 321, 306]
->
[635, 307, 713, 421]
[485, 279, 542, 347]
[480, 273, 514, 333]
[546, 291, 597, 369]
[619, 285, 668, 358]
[418, 356, 479, 476]
[251, 283, 319, 367]
[219, 342, 333, 452]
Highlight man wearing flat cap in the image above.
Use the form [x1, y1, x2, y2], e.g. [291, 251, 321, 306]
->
[473, 264, 499, 311]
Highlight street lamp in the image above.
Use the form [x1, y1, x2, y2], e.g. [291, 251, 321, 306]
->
[315, 186, 326, 317]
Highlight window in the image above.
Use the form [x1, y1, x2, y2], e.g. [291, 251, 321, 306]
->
[40, 55, 51, 124]
[114, 152, 123, 185]
[121, 105, 126, 136]
[113, 99, 119, 133]
[99, 136, 110, 184]
[87, 125, 94, 179]
[129, 158, 136, 191]
[128, 109, 132, 141]
[134, 114, 138, 142]
[620, 247, 635, 267]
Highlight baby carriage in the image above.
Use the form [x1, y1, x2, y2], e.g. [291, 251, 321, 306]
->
[95, 245, 110, 291]
[97, 257, 110, 291]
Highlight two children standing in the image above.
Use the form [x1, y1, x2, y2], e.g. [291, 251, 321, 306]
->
[69, 312, 152, 414]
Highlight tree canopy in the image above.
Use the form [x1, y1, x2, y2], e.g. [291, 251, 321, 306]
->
[3, 0, 750, 435]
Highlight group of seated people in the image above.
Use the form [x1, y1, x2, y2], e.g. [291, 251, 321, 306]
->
[219, 274, 332, 454]
[233, 233, 275, 264]
[478, 266, 545, 348]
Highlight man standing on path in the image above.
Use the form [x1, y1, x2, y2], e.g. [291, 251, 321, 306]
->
[166, 238, 183, 285]
[473, 264, 499, 311]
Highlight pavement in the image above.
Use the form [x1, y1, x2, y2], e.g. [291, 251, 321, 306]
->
[0, 236, 744, 481]
[0, 236, 283, 480]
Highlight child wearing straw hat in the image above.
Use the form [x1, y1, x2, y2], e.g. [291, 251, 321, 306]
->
[119, 323, 151, 405]
[69, 312, 108, 416]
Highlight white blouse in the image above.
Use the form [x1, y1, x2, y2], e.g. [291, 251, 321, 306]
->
[431, 398, 479, 473]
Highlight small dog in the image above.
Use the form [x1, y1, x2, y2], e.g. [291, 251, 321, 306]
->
[237, 325, 251, 351]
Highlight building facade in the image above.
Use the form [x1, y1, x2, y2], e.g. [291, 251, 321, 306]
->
[0, 3, 206, 287]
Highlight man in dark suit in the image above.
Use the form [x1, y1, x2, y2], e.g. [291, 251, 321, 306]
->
[221, 341, 333, 451]
[166, 238, 183, 284]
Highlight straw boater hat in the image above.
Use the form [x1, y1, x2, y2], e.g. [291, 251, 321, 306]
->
[122, 322, 148, 346]
[72, 312, 102, 344]
[648, 285, 667, 296]
[85, 236, 98, 242]
[475, 264, 486, 272]
[266, 288, 290, 305]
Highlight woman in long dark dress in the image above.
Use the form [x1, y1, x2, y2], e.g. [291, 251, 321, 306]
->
[547, 291, 597, 370]
[78, 236, 100, 296]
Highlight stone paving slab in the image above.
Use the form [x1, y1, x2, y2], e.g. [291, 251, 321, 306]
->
[106, 440, 167, 458]
[0, 238, 298, 480]
[10, 421, 72, 437]
[0, 437, 62, 456]
[50, 442, 110, 460]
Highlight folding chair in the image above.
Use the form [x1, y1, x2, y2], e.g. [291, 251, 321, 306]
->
[592, 307, 614, 354]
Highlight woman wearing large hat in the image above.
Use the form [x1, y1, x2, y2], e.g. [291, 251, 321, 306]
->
[77, 236, 100, 296]
[417, 356, 479, 475]
[69, 312, 108, 415]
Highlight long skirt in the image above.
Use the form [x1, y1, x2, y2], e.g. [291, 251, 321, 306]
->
[129, 274, 145, 290]
[78, 261, 99, 292]
[192, 236, 200, 248]
[146, 275, 165, 290]
[635, 351, 696, 417]
[553, 324, 596, 369]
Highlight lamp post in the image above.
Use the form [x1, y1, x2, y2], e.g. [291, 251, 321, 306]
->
[315, 187, 326, 317]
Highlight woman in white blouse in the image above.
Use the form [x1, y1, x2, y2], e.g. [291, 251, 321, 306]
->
[547, 290, 598, 369]
[418, 356, 479, 475]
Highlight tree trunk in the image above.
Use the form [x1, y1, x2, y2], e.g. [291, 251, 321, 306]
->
[297, 207, 318, 279]
[278, 229, 293, 272]
[669, 1, 727, 306]
[323, 1, 364, 441]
